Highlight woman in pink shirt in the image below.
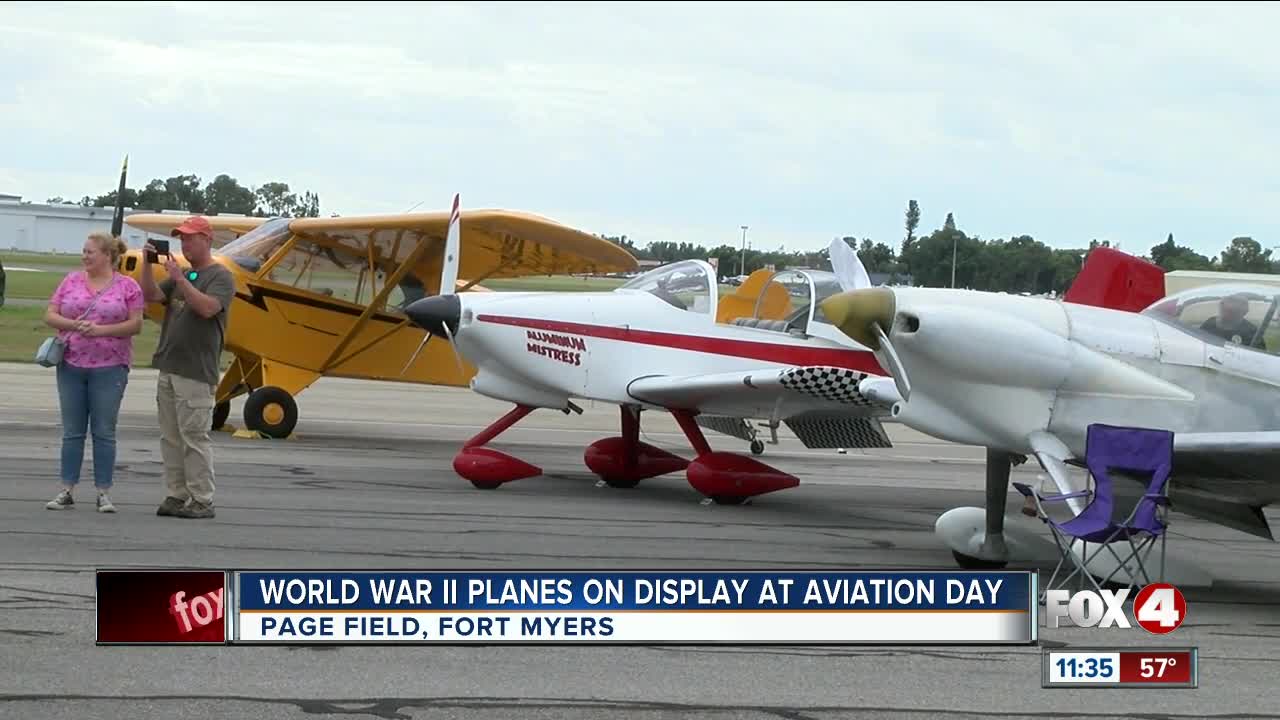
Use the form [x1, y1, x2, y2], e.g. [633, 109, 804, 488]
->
[43, 232, 145, 513]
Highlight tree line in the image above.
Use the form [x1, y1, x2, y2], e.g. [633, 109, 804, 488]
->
[600, 199, 1278, 294]
[48, 173, 322, 218]
[46, 174, 1275, 294]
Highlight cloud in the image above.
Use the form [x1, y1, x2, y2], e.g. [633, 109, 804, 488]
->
[1, 1, 1278, 259]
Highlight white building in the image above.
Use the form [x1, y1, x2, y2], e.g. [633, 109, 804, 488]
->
[1164, 269, 1280, 295]
[0, 194, 246, 254]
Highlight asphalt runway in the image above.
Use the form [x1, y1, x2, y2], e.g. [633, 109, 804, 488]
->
[1, 363, 1277, 719]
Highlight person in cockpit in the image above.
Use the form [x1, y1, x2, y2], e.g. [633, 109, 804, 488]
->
[1200, 294, 1264, 347]
[398, 273, 426, 308]
[651, 276, 687, 310]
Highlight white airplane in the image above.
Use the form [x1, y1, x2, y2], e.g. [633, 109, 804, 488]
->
[818, 247, 1280, 583]
[402, 201, 901, 504]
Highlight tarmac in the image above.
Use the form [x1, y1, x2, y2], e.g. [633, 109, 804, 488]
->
[0, 363, 1277, 719]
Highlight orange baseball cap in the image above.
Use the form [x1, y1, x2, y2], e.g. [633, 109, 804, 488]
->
[171, 215, 213, 238]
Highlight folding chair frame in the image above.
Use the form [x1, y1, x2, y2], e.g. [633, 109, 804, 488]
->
[1018, 474, 1171, 602]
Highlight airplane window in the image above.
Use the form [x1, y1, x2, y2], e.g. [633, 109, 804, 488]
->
[217, 217, 292, 272]
[618, 260, 713, 314]
[808, 271, 845, 325]
[749, 270, 811, 331]
[1143, 284, 1280, 355]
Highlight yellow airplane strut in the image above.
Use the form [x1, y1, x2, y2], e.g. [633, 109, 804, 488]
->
[318, 235, 440, 374]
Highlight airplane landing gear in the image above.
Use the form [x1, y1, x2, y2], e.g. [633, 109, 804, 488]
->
[212, 400, 231, 431]
[750, 439, 765, 455]
[454, 404, 541, 489]
[584, 406, 689, 488]
[243, 386, 299, 439]
[936, 448, 1016, 568]
[671, 410, 798, 504]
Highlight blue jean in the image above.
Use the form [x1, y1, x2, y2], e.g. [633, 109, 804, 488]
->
[56, 363, 129, 489]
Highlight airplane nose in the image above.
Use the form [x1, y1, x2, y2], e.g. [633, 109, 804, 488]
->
[405, 295, 461, 339]
[819, 287, 896, 350]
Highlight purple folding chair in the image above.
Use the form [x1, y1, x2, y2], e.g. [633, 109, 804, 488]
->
[1013, 423, 1173, 597]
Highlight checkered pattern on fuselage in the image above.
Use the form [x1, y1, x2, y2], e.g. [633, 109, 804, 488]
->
[777, 366, 876, 407]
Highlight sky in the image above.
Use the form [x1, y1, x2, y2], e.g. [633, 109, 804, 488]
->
[2, 1, 1278, 259]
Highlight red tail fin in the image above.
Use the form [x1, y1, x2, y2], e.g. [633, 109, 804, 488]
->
[1063, 247, 1166, 313]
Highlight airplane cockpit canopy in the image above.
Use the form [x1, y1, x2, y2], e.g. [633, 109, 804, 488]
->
[217, 217, 291, 273]
[618, 259, 716, 316]
[1142, 283, 1280, 355]
[730, 269, 846, 335]
[215, 216, 426, 307]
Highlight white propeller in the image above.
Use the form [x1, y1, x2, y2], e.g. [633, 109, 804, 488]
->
[400, 332, 433, 377]
[873, 322, 911, 402]
[440, 319, 466, 375]
[400, 192, 468, 377]
[828, 236, 872, 292]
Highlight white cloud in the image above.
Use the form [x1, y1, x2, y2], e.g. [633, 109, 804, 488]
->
[1, 1, 1278, 259]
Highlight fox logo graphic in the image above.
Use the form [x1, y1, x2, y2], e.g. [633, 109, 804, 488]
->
[1044, 583, 1186, 634]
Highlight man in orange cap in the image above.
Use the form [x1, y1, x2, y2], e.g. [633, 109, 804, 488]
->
[138, 215, 235, 519]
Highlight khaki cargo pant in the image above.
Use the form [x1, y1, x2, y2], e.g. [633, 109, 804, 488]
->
[156, 371, 216, 506]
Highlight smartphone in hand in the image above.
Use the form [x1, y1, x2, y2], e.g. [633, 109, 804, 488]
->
[146, 239, 170, 264]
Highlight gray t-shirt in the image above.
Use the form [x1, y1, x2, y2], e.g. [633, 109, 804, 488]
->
[153, 264, 235, 387]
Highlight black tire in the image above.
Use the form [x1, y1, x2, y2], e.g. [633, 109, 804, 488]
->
[951, 550, 1008, 570]
[603, 476, 641, 489]
[243, 386, 298, 439]
[750, 440, 765, 455]
[212, 400, 231, 431]
[711, 495, 748, 506]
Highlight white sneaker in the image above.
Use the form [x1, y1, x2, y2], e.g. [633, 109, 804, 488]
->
[97, 493, 116, 513]
[45, 489, 73, 510]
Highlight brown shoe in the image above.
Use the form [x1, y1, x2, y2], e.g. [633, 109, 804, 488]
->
[156, 497, 186, 517]
[175, 501, 215, 519]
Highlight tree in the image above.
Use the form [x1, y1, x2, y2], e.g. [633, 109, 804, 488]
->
[164, 175, 205, 212]
[202, 174, 257, 215]
[1149, 236, 1215, 271]
[904, 200, 920, 246]
[943, 212, 956, 231]
[80, 172, 322, 218]
[253, 182, 323, 216]
[294, 190, 321, 217]
[91, 188, 139, 210]
[137, 179, 176, 211]
[857, 238, 897, 274]
[1218, 236, 1272, 273]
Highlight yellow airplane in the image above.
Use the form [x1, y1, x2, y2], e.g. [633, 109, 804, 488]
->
[119, 196, 638, 438]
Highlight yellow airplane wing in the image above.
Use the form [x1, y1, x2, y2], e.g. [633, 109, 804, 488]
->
[129, 209, 638, 294]
[123, 213, 267, 248]
[280, 209, 638, 293]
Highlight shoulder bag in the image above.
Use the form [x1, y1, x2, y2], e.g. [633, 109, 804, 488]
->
[35, 275, 117, 368]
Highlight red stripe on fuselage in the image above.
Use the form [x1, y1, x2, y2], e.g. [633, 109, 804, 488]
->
[476, 314, 885, 374]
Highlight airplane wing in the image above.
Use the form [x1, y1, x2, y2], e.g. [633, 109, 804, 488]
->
[128, 210, 637, 295]
[627, 365, 897, 449]
[1035, 429, 1280, 540]
[1165, 431, 1280, 540]
[124, 213, 269, 248]
[282, 210, 638, 293]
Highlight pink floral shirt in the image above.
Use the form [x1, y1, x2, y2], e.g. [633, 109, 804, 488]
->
[49, 271, 145, 369]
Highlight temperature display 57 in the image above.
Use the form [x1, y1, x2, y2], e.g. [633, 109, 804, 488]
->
[1043, 648, 1198, 688]
[1119, 651, 1194, 684]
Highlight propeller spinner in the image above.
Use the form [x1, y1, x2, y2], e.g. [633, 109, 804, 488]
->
[819, 287, 911, 401]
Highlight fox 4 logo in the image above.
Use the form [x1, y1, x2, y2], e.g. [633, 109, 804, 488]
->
[1045, 583, 1186, 634]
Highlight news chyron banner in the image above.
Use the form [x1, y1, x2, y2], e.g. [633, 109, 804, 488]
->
[97, 569, 1037, 645]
